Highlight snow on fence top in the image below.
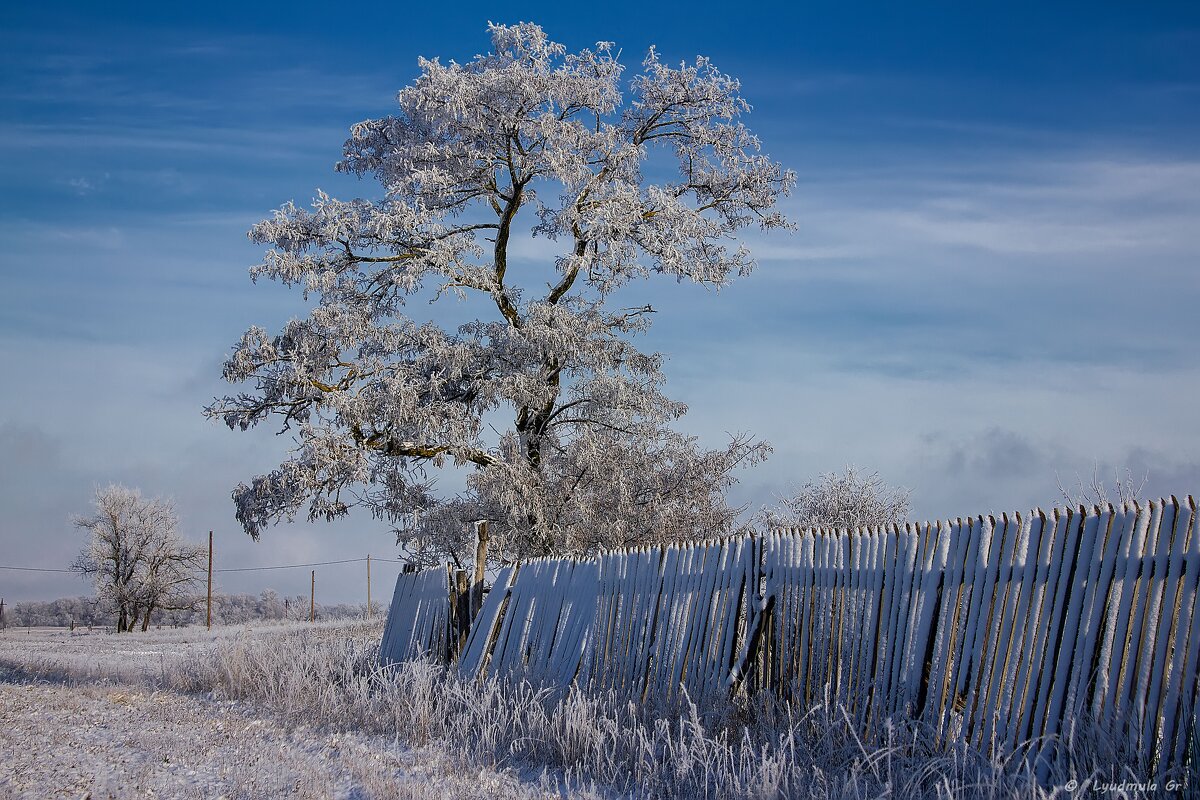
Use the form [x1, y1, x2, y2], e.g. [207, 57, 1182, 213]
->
[381, 497, 1200, 780]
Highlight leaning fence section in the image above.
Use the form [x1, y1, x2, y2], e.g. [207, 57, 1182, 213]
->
[378, 566, 452, 665]
[457, 565, 515, 679]
[381, 495, 1200, 780]
[581, 538, 753, 703]
[482, 557, 598, 686]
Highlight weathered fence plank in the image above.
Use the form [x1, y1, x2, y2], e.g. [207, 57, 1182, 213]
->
[1161, 498, 1200, 776]
[1120, 501, 1168, 756]
[1005, 510, 1052, 750]
[1105, 501, 1157, 734]
[991, 513, 1037, 748]
[1089, 504, 1138, 722]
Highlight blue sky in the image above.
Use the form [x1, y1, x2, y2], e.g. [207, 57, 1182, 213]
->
[2, 1, 1198, 603]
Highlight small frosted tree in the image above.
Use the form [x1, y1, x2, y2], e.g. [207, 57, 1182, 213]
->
[762, 467, 911, 531]
[207, 22, 793, 564]
[72, 485, 205, 632]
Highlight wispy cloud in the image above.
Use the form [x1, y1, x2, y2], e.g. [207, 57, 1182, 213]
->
[1, 29, 400, 116]
[65, 176, 95, 195]
[0, 122, 349, 160]
[785, 157, 1199, 258]
[45, 224, 125, 248]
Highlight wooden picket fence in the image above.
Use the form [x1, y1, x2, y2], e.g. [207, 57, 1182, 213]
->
[377, 566, 452, 664]
[379, 497, 1200, 779]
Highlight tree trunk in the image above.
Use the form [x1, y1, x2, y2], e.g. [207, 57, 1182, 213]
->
[141, 606, 153, 632]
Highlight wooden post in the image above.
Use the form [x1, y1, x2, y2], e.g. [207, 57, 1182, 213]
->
[0, 597, 6, 630]
[445, 563, 455, 661]
[471, 521, 489, 619]
[206, 531, 213, 630]
[454, 569, 470, 655]
[310, 570, 316, 622]
[366, 554, 372, 617]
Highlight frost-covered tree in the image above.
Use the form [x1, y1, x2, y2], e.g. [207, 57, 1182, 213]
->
[72, 485, 205, 632]
[207, 22, 793, 564]
[131, 522, 206, 631]
[762, 467, 911, 531]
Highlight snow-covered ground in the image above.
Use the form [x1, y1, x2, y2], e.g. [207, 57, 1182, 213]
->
[0, 620, 361, 684]
[1, 680, 515, 799]
[0, 624, 556, 800]
[0, 621, 1102, 799]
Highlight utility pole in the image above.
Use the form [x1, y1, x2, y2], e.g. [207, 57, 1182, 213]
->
[310, 569, 315, 622]
[206, 531, 213, 630]
[366, 554, 372, 617]
[0, 597, 6, 630]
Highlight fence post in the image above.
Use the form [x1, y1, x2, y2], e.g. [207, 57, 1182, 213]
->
[454, 569, 471, 655]
[366, 554, 372, 617]
[206, 531, 213, 630]
[310, 570, 315, 622]
[471, 521, 489, 619]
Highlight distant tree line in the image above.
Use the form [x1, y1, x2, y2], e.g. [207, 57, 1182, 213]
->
[13, 465, 915, 634]
[3, 589, 370, 630]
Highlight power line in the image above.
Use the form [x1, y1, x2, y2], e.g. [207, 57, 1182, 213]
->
[2, 556, 413, 574]
[0, 565, 74, 573]
[215, 558, 368, 573]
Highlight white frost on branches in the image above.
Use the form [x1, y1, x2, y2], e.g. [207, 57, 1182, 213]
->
[207, 22, 794, 564]
[72, 485, 206, 632]
[762, 467, 911, 531]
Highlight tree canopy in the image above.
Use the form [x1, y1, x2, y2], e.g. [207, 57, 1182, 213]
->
[72, 484, 205, 632]
[207, 22, 794, 565]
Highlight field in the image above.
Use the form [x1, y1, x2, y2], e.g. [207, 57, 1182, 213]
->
[0, 620, 1148, 799]
[0, 622, 557, 799]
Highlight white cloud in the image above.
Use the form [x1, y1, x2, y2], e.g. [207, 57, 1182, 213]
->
[765, 156, 1200, 261]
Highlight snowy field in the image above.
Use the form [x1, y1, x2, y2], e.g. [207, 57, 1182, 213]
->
[0, 622, 560, 800]
[0, 681, 536, 799]
[0, 620, 365, 685]
[0, 621, 1119, 799]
